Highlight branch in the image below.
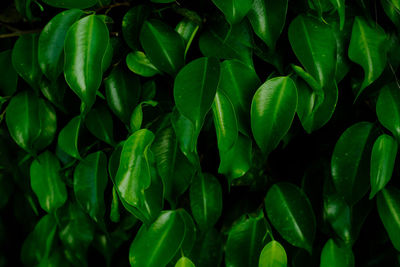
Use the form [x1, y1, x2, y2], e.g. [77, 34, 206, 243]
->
[0, 28, 42, 39]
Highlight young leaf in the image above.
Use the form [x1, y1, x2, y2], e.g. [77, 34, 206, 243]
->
[85, 106, 115, 146]
[265, 183, 316, 253]
[122, 5, 151, 50]
[64, 15, 109, 109]
[376, 83, 400, 141]
[348, 17, 387, 99]
[251, 76, 298, 155]
[41, 0, 97, 9]
[0, 50, 18, 96]
[331, 122, 378, 205]
[174, 57, 220, 132]
[38, 9, 84, 81]
[370, 134, 397, 199]
[129, 210, 185, 267]
[74, 151, 108, 223]
[259, 240, 287, 267]
[140, 19, 185, 76]
[247, 0, 288, 50]
[30, 151, 67, 213]
[190, 173, 222, 231]
[175, 257, 195, 267]
[377, 187, 400, 251]
[225, 212, 269, 267]
[126, 51, 161, 77]
[211, 0, 253, 25]
[57, 116, 82, 159]
[320, 239, 355, 267]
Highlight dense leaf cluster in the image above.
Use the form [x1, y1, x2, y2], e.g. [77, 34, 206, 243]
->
[1, 0, 400, 266]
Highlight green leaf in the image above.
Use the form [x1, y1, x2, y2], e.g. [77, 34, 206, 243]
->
[85, 105, 115, 146]
[175, 18, 200, 58]
[329, 0, 346, 30]
[381, 0, 400, 30]
[0, 50, 18, 96]
[251, 76, 298, 155]
[218, 60, 260, 134]
[38, 9, 83, 81]
[57, 116, 82, 159]
[259, 240, 287, 267]
[140, 19, 185, 76]
[370, 134, 397, 199]
[174, 57, 220, 132]
[6, 91, 57, 153]
[190, 173, 222, 231]
[225, 212, 268, 267]
[126, 51, 161, 77]
[39, 77, 67, 112]
[41, 0, 97, 9]
[377, 186, 400, 251]
[211, 0, 253, 25]
[30, 151, 67, 213]
[247, 0, 288, 49]
[288, 15, 336, 88]
[12, 33, 41, 90]
[152, 126, 195, 204]
[130, 100, 158, 133]
[331, 122, 378, 205]
[320, 239, 354, 267]
[175, 257, 195, 267]
[190, 228, 223, 267]
[122, 5, 151, 50]
[21, 214, 57, 265]
[348, 17, 387, 99]
[212, 90, 238, 152]
[129, 210, 185, 267]
[74, 151, 108, 223]
[265, 183, 316, 253]
[376, 83, 400, 141]
[64, 15, 109, 109]
[104, 65, 141, 125]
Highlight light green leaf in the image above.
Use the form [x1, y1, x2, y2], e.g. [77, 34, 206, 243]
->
[122, 5, 151, 50]
[41, 0, 97, 9]
[348, 17, 387, 99]
[130, 100, 158, 133]
[251, 76, 298, 155]
[126, 51, 160, 77]
[211, 0, 253, 25]
[30, 151, 67, 213]
[190, 173, 222, 231]
[376, 83, 400, 141]
[247, 0, 288, 49]
[57, 116, 82, 159]
[140, 19, 185, 76]
[74, 151, 108, 223]
[320, 239, 354, 267]
[331, 122, 378, 205]
[370, 134, 397, 199]
[175, 257, 195, 267]
[85, 105, 115, 146]
[265, 183, 316, 253]
[259, 240, 287, 267]
[64, 15, 109, 109]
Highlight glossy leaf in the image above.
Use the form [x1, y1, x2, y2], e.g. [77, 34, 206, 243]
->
[174, 57, 220, 132]
[129, 210, 185, 267]
[212, 90, 238, 152]
[376, 83, 400, 141]
[104, 65, 141, 125]
[247, 0, 288, 49]
[259, 240, 287, 267]
[370, 134, 397, 199]
[190, 173, 222, 231]
[0, 50, 17, 96]
[377, 186, 400, 251]
[140, 19, 185, 75]
[64, 15, 109, 108]
[175, 18, 200, 57]
[130, 100, 158, 133]
[126, 51, 160, 77]
[122, 5, 151, 50]
[74, 151, 108, 222]
[348, 17, 387, 99]
[218, 60, 260, 133]
[331, 122, 378, 205]
[211, 0, 253, 25]
[41, 0, 97, 9]
[265, 183, 316, 253]
[85, 105, 115, 146]
[12, 33, 41, 90]
[225, 212, 269, 267]
[320, 239, 354, 267]
[251, 76, 298, 155]
[57, 116, 82, 159]
[38, 9, 83, 81]
[30, 151, 67, 213]
[175, 257, 195, 267]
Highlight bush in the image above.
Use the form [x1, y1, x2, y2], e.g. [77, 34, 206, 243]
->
[1, 0, 400, 266]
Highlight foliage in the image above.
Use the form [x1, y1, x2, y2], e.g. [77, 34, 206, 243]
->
[1, 0, 400, 266]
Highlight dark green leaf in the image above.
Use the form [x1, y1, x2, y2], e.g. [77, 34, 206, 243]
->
[57, 116, 82, 159]
[329, 0, 346, 30]
[122, 5, 151, 50]
[0, 50, 17, 96]
[259, 240, 287, 267]
[126, 51, 161, 77]
[190, 228, 223, 267]
[85, 105, 115, 146]
[376, 83, 400, 141]
[320, 239, 354, 267]
[211, 0, 253, 25]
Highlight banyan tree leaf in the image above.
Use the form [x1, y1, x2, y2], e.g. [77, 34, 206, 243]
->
[259, 240, 287, 267]
[57, 116, 82, 159]
[85, 105, 115, 146]
[370, 134, 397, 199]
[211, 0, 253, 25]
[175, 257, 195, 267]
[251, 76, 298, 155]
[320, 239, 355, 267]
[265, 183, 316, 253]
[38, 9, 84, 81]
[376, 83, 400, 141]
[126, 51, 161, 77]
[121, 5, 151, 50]
[329, 0, 346, 30]
[64, 15, 109, 109]
[30, 151, 67, 213]
[348, 17, 388, 100]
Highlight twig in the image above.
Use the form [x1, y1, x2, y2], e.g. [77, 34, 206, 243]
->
[0, 28, 41, 39]
[95, 2, 130, 13]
